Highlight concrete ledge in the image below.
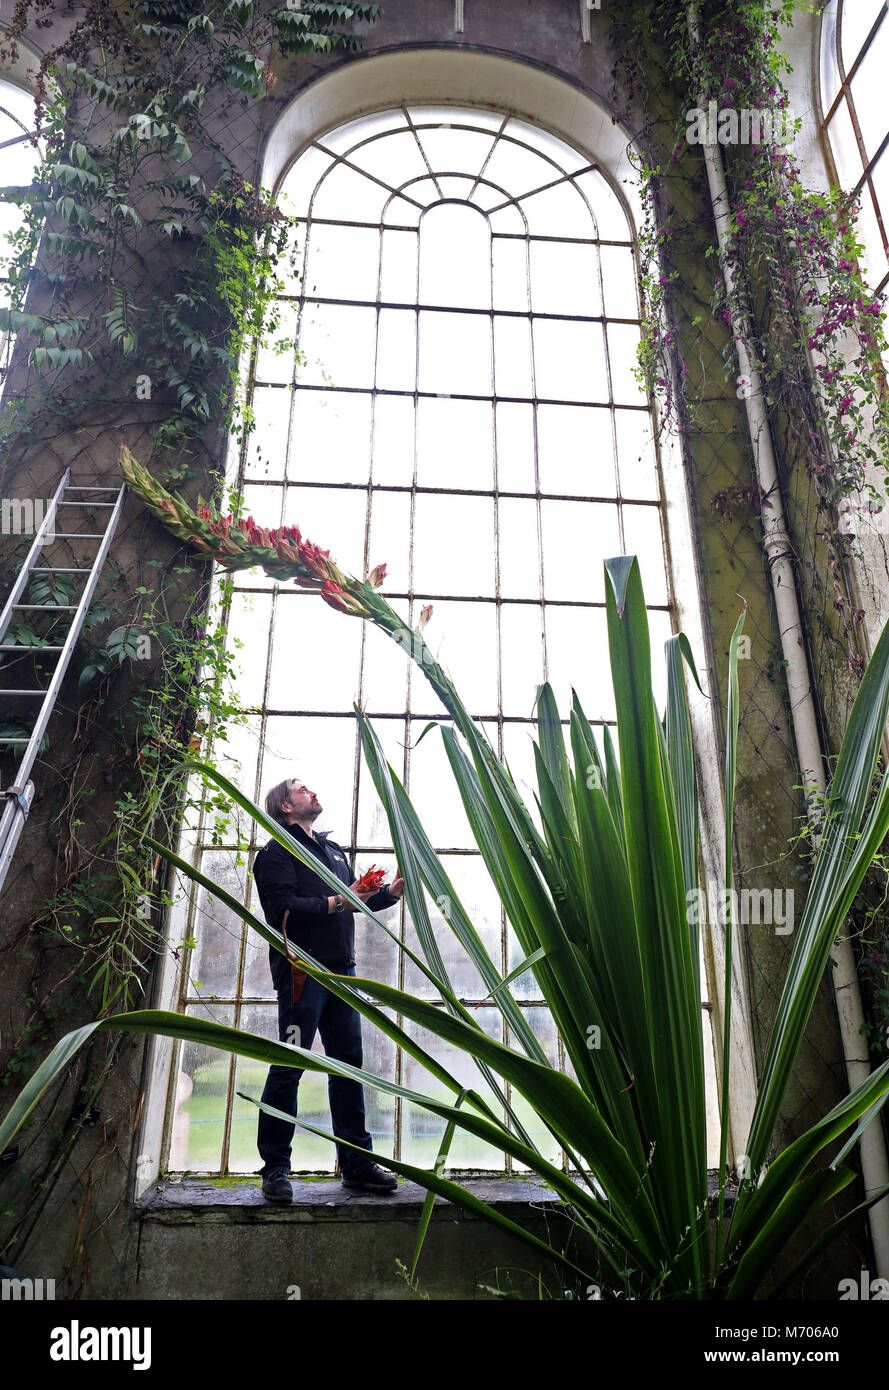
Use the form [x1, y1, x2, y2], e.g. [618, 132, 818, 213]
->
[132, 1177, 571, 1300]
[138, 1174, 560, 1217]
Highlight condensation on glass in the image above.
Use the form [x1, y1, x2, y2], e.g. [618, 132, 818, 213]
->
[167, 105, 698, 1176]
[0, 80, 41, 387]
[820, 0, 889, 295]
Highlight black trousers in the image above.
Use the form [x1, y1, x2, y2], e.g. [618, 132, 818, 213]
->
[257, 966, 375, 1178]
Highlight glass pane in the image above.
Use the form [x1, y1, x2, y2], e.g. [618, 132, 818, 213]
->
[401, 1009, 505, 1170]
[820, 2, 841, 111]
[541, 500, 620, 601]
[304, 221, 379, 302]
[482, 137, 562, 199]
[509, 1006, 563, 1170]
[415, 599, 498, 712]
[213, 715, 264, 834]
[282, 484, 368, 577]
[494, 315, 533, 397]
[573, 169, 632, 240]
[380, 229, 419, 303]
[533, 319, 607, 402]
[615, 409, 660, 500]
[827, 96, 864, 191]
[382, 186, 425, 226]
[492, 237, 530, 312]
[243, 866, 278, 997]
[500, 602, 545, 717]
[189, 852, 248, 1001]
[268, 593, 362, 712]
[372, 393, 415, 485]
[348, 127, 429, 186]
[608, 323, 647, 406]
[376, 307, 417, 391]
[414, 124, 498, 180]
[530, 240, 602, 317]
[261, 715, 358, 841]
[287, 389, 373, 486]
[648, 607, 674, 714]
[357, 716, 407, 844]
[599, 244, 640, 319]
[498, 496, 541, 600]
[230, 1002, 335, 1173]
[419, 202, 491, 309]
[849, 17, 889, 162]
[487, 201, 527, 234]
[496, 402, 537, 493]
[418, 309, 492, 395]
[168, 1003, 235, 1172]
[500, 722, 543, 841]
[545, 606, 614, 722]
[520, 180, 595, 237]
[352, 849, 401, 986]
[537, 404, 616, 496]
[367, 489, 411, 595]
[842, 0, 885, 71]
[412, 493, 495, 597]
[246, 387, 291, 479]
[623, 505, 669, 604]
[509, 117, 590, 173]
[402, 854, 502, 999]
[319, 108, 407, 155]
[407, 720, 475, 848]
[254, 302, 298, 383]
[310, 162, 390, 221]
[235, 484, 282, 590]
[281, 146, 335, 215]
[298, 302, 376, 388]
[227, 591, 272, 708]
[417, 397, 494, 489]
[407, 106, 505, 132]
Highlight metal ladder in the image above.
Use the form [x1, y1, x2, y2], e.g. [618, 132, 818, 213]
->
[0, 468, 127, 894]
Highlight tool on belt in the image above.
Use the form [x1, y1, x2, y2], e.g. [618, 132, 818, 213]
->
[280, 910, 309, 1004]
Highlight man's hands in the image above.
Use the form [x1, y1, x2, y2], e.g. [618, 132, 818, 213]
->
[328, 868, 405, 915]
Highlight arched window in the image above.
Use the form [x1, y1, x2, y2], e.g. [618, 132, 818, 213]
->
[165, 105, 718, 1177]
[819, 0, 889, 294]
[0, 77, 42, 388]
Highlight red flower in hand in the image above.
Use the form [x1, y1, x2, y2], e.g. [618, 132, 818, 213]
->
[354, 865, 386, 893]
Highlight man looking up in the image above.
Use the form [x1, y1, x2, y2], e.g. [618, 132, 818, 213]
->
[253, 775, 403, 1202]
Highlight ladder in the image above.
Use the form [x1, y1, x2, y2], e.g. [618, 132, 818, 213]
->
[0, 468, 127, 894]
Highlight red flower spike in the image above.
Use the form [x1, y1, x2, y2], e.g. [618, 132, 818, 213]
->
[355, 865, 386, 893]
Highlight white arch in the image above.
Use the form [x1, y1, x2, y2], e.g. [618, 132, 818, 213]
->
[261, 47, 643, 233]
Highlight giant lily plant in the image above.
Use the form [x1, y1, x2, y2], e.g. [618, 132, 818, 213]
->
[2, 446, 889, 1298]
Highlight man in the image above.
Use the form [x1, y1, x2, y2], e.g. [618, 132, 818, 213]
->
[252, 775, 403, 1202]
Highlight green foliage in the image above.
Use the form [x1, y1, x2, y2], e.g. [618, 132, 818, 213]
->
[0, 0, 378, 481]
[5, 555, 889, 1297]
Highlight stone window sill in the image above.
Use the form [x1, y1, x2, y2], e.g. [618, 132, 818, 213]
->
[137, 1174, 560, 1219]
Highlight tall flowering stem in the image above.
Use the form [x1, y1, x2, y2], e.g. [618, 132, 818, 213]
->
[118, 446, 505, 782]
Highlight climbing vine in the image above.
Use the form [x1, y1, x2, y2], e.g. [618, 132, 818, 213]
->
[608, 0, 889, 1056]
[0, 0, 380, 1277]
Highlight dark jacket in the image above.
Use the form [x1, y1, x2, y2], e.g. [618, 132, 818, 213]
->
[252, 820, 399, 990]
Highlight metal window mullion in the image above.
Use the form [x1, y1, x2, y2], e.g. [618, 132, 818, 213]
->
[467, 113, 508, 202]
[394, 219, 424, 1167]
[404, 104, 444, 199]
[348, 214, 386, 889]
